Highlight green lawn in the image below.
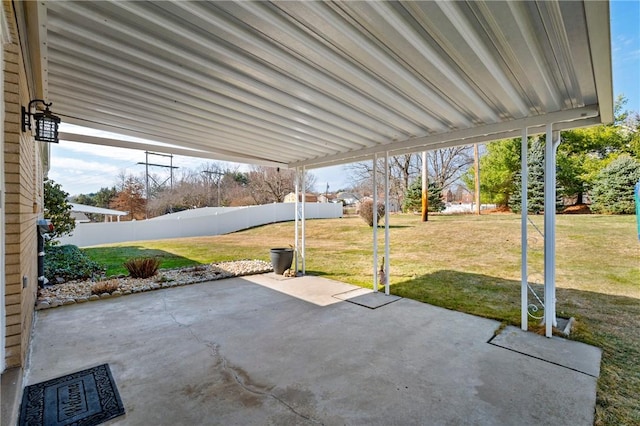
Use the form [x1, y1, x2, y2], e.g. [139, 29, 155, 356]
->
[83, 214, 639, 425]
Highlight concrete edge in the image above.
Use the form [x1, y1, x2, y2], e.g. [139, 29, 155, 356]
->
[1, 367, 23, 426]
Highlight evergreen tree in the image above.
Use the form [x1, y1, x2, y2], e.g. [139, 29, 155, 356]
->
[510, 138, 562, 214]
[402, 178, 445, 213]
[94, 186, 117, 208]
[71, 193, 96, 206]
[590, 155, 640, 214]
[44, 178, 76, 245]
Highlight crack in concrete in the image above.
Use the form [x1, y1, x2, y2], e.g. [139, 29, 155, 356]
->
[161, 294, 322, 425]
[219, 354, 323, 425]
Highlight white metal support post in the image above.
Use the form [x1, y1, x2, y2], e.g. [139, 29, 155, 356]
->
[544, 124, 560, 337]
[384, 151, 390, 295]
[294, 167, 300, 273]
[520, 128, 528, 331]
[421, 151, 428, 222]
[301, 166, 306, 274]
[372, 154, 379, 292]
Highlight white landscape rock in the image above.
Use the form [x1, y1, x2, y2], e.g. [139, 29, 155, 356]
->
[37, 260, 273, 310]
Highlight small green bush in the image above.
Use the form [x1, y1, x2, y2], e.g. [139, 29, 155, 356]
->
[124, 257, 161, 278]
[358, 199, 385, 227]
[44, 245, 105, 283]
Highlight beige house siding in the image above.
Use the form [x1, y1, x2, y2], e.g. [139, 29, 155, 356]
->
[284, 192, 319, 203]
[3, 0, 44, 369]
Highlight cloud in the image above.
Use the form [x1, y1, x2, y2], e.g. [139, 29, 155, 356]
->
[49, 139, 249, 195]
[53, 141, 141, 163]
[611, 32, 640, 64]
[51, 156, 122, 174]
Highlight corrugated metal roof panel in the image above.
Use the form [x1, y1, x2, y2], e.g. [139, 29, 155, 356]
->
[30, 0, 611, 168]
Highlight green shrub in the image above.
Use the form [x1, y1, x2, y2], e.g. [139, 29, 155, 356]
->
[124, 257, 161, 278]
[590, 155, 640, 214]
[44, 245, 105, 283]
[358, 199, 385, 227]
[44, 178, 75, 246]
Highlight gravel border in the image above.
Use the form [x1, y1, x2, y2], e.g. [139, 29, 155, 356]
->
[36, 260, 273, 310]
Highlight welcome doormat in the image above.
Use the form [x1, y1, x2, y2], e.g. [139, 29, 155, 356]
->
[19, 364, 125, 426]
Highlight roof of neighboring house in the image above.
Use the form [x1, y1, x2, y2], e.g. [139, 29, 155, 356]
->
[336, 193, 361, 201]
[69, 203, 128, 216]
[70, 212, 91, 223]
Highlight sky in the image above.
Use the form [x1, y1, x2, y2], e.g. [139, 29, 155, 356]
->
[49, 1, 640, 196]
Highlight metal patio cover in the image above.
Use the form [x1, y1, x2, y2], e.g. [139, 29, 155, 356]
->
[25, 0, 612, 168]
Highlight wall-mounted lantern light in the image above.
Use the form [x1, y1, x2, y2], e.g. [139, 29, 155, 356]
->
[21, 99, 61, 143]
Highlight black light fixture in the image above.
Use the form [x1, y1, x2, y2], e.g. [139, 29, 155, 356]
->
[22, 99, 61, 143]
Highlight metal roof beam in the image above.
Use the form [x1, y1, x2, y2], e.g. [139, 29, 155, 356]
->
[292, 105, 599, 168]
[58, 132, 286, 167]
[583, 0, 614, 123]
[304, 115, 603, 170]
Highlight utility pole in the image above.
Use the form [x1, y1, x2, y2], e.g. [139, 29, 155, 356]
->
[474, 144, 481, 215]
[137, 151, 178, 218]
[421, 151, 428, 222]
[202, 170, 224, 207]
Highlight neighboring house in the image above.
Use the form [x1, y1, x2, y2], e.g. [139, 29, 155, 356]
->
[70, 212, 90, 224]
[316, 194, 337, 203]
[336, 192, 360, 206]
[69, 203, 128, 223]
[283, 192, 318, 203]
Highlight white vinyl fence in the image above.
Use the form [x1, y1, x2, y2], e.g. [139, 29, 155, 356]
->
[58, 203, 342, 247]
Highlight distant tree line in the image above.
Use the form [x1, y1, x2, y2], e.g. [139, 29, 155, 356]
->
[347, 147, 474, 212]
[70, 165, 316, 220]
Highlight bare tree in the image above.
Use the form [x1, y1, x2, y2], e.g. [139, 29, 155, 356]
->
[147, 162, 252, 216]
[346, 154, 420, 205]
[247, 166, 316, 204]
[146, 181, 207, 217]
[346, 148, 474, 206]
[427, 147, 474, 190]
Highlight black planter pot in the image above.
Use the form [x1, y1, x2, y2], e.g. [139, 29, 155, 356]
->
[270, 248, 294, 275]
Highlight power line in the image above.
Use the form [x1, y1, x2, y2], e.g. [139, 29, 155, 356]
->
[138, 151, 179, 218]
[202, 169, 224, 207]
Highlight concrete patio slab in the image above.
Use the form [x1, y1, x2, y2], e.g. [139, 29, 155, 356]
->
[23, 274, 600, 425]
[490, 325, 602, 377]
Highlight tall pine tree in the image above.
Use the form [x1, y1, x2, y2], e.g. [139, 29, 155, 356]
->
[402, 178, 445, 213]
[510, 138, 562, 214]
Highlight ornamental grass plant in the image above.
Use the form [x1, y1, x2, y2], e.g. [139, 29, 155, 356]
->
[123, 257, 161, 279]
